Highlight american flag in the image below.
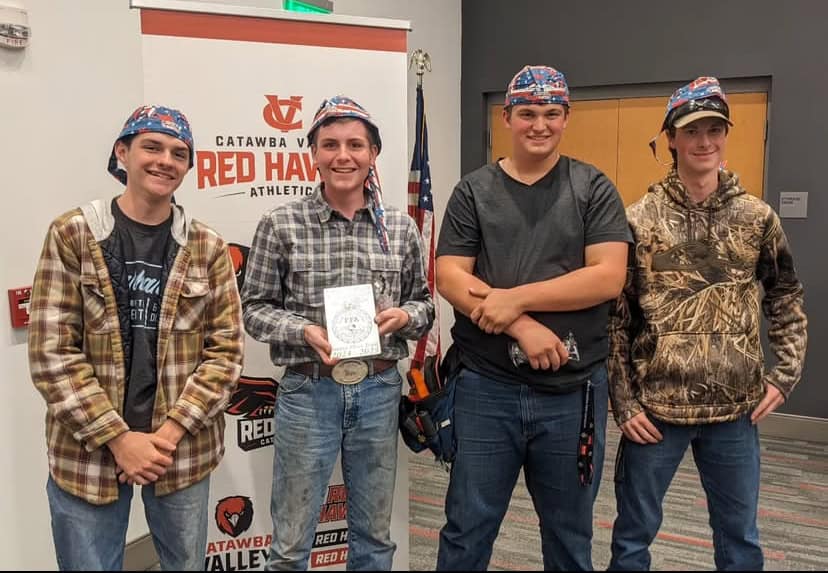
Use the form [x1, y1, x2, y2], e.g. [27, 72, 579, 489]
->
[407, 84, 440, 372]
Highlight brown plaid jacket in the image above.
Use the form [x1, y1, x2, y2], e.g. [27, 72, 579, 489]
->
[28, 199, 244, 504]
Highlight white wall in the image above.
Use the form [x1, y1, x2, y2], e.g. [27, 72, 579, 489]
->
[0, 0, 460, 569]
[0, 1, 145, 569]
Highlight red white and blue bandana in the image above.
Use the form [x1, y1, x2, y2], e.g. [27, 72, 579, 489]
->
[107, 105, 194, 185]
[505, 65, 570, 107]
[661, 76, 732, 131]
[307, 95, 382, 151]
[307, 95, 389, 253]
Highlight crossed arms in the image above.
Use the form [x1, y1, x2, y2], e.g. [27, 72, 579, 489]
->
[436, 241, 627, 370]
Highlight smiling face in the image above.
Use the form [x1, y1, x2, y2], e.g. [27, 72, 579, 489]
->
[115, 132, 191, 202]
[668, 116, 728, 176]
[311, 118, 379, 199]
[504, 103, 569, 160]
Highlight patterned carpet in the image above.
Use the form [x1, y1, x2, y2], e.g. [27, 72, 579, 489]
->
[408, 423, 828, 571]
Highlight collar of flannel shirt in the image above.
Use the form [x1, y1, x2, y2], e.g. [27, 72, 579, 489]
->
[312, 184, 379, 225]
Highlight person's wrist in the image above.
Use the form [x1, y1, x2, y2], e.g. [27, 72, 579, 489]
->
[159, 419, 186, 444]
[512, 286, 530, 314]
[507, 313, 532, 337]
[106, 430, 130, 453]
[302, 325, 314, 344]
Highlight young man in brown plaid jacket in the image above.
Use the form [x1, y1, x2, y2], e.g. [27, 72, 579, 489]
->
[28, 105, 244, 571]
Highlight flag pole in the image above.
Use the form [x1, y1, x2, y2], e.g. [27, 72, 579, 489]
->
[405, 48, 440, 395]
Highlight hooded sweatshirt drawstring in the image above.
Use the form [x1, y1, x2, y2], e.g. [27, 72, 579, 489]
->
[662, 170, 735, 246]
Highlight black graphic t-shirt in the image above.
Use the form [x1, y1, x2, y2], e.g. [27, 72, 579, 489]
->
[112, 200, 173, 432]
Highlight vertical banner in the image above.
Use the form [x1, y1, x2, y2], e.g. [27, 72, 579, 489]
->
[136, 3, 410, 570]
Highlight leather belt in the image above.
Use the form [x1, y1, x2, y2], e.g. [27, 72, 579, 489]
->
[290, 359, 397, 384]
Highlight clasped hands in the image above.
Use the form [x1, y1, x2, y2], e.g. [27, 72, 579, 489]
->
[109, 420, 185, 485]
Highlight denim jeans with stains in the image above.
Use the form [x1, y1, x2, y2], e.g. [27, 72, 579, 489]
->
[266, 366, 401, 571]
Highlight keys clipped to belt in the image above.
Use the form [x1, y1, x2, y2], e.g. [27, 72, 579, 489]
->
[506, 333, 593, 486]
[578, 379, 595, 487]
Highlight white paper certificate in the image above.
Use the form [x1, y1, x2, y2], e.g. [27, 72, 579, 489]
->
[323, 283, 381, 359]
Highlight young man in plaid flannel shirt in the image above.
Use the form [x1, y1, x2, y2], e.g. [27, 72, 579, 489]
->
[241, 96, 434, 571]
[28, 105, 244, 570]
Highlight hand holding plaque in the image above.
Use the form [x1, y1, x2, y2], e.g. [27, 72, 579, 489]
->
[323, 284, 382, 359]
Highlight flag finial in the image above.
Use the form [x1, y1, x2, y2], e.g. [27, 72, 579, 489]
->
[409, 49, 431, 87]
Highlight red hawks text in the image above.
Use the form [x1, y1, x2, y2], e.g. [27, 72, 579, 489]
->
[319, 485, 347, 524]
[196, 151, 317, 190]
[310, 548, 348, 568]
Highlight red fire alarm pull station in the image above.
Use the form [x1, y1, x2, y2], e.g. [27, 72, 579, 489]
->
[8, 286, 32, 328]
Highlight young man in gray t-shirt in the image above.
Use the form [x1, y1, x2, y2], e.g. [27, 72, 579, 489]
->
[435, 65, 631, 571]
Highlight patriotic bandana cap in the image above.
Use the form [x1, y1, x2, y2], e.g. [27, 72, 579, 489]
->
[660, 76, 732, 132]
[505, 65, 570, 107]
[650, 77, 733, 159]
[107, 105, 194, 185]
[307, 95, 389, 254]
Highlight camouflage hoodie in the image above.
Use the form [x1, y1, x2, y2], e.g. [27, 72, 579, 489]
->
[608, 169, 807, 425]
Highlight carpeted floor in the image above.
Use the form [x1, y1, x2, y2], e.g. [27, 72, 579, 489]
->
[408, 424, 828, 571]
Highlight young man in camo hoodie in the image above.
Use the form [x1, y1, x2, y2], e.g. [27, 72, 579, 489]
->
[607, 77, 807, 571]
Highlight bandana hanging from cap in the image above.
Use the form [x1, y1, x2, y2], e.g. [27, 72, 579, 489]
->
[308, 95, 389, 253]
[107, 105, 194, 185]
[505, 65, 570, 107]
[365, 166, 390, 254]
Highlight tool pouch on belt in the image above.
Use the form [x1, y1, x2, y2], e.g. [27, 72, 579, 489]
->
[399, 345, 462, 467]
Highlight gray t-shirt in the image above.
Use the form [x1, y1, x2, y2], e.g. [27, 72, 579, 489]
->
[436, 156, 632, 392]
[112, 200, 172, 431]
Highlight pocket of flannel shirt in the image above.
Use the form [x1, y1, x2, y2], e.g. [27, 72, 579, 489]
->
[80, 274, 115, 333]
[290, 253, 331, 310]
[172, 279, 210, 332]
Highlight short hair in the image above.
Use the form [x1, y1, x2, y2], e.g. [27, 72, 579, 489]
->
[504, 104, 570, 118]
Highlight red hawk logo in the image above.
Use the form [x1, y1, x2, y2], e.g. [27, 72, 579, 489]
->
[215, 496, 254, 538]
[228, 243, 250, 291]
[226, 376, 277, 418]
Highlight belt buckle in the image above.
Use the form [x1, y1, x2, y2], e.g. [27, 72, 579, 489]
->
[331, 359, 369, 385]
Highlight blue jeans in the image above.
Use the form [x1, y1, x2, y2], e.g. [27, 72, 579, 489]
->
[46, 475, 209, 571]
[266, 366, 401, 571]
[609, 414, 762, 571]
[437, 364, 608, 571]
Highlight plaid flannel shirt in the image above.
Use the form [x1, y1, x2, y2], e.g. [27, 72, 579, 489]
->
[242, 188, 434, 365]
[28, 199, 244, 505]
